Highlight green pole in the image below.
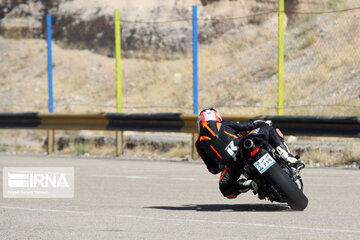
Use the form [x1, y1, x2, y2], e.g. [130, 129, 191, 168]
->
[278, 0, 284, 116]
[115, 10, 122, 113]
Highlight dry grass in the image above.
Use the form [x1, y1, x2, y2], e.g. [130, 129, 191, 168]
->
[301, 147, 360, 167]
[2, 131, 360, 168]
[282, 8, 360, 116]
[1, 9, 359, 115]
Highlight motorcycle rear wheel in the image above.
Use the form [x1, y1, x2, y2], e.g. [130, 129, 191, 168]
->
[264, 163, 308, 211]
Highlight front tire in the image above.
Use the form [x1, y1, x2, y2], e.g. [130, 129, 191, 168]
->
[264, 163, 308, 210]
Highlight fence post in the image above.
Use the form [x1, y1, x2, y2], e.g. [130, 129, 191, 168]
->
[46, 13, 55, 154]
[192, 6, 199, 159]
[115, 10, 124, 156]
[192, 5, 198, 115]
[278, 0, 284, 116]
[46, 14, 54, 113]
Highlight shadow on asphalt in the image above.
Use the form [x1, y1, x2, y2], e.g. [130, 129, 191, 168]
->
[147, 203, 290, 212]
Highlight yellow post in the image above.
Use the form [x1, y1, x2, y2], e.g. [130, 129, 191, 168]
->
[115, 10, 124, 156]
[278, 0, 284, 116]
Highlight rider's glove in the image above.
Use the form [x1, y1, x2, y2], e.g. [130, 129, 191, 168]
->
[253, 119, 273, 128]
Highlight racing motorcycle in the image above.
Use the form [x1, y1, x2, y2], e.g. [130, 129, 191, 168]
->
[239, 130, 308, 211]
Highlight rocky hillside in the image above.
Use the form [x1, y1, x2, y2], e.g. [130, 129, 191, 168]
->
[0, 0, 309, 57]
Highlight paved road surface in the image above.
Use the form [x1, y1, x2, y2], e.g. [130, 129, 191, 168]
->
[0, 154, 359, 239]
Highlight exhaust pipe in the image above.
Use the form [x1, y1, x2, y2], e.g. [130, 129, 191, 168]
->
[243, 139, 255, 150]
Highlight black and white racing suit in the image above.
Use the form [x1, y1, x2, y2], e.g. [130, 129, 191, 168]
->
[196, 120, 286, 197]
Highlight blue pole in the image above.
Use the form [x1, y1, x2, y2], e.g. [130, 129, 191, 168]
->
[192, 6, 198, 114]
[46, 14, 54, 113]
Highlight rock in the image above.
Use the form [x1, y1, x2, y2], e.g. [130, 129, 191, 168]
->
[0, 1, 44, 38]
[287, 136, 298, 144]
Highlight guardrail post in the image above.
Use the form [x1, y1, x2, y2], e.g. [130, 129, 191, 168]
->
[116, 131, 124, 156]
[192, 133, 198, 159]
[47, 129, 55, 154]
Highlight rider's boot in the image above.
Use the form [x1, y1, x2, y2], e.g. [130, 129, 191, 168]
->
[237, 179, 258, 193]
[276, 145, 305, 169]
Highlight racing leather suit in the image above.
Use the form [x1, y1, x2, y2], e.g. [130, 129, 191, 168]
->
[196, 120, 287, 198]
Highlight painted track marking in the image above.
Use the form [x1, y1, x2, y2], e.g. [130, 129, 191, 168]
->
[1, 205, 360, 234]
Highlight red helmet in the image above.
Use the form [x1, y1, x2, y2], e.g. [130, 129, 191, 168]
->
[197, 108, 222, 132]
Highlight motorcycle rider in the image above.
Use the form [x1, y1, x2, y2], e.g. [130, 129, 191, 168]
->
[195, 108, 305, 199]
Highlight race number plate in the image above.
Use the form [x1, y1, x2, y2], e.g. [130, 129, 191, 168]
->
[253, 153, 276, 174]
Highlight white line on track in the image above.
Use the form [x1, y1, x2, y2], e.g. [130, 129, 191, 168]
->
[93, 174, 360, 186]
[92, 174, 216, 182]
[1, 205, 360, 234]
[93, 174, 360, 188]
[306, 183, 360, 187]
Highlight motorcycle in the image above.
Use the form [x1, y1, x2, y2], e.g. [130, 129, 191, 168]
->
[239, 129, 308, 211]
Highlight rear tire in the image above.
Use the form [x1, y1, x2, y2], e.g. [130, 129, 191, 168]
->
[264, 163, 308, 211]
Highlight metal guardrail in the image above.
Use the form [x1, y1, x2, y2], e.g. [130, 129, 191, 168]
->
[0, 113, 359, 137]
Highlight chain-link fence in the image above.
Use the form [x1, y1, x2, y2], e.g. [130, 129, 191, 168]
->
[0, 0, 359, 116]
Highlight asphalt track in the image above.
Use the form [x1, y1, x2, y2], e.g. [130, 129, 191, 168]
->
[0, 154, 359, 240]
